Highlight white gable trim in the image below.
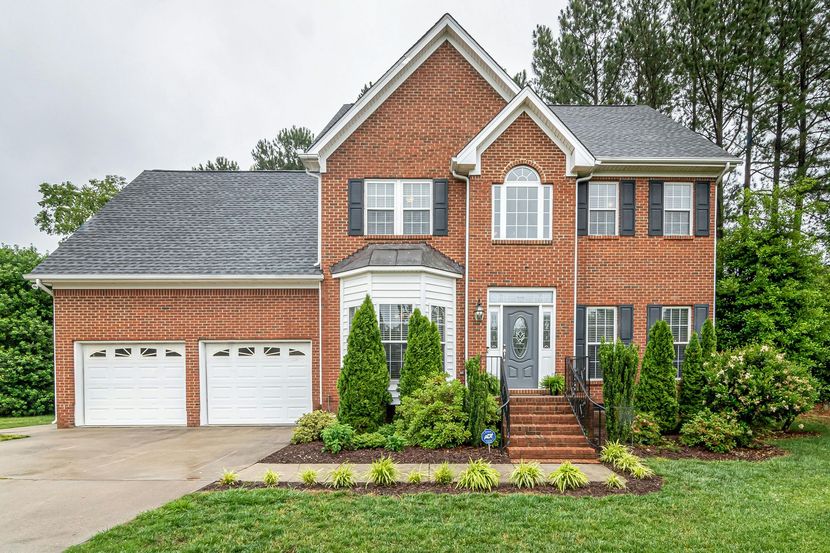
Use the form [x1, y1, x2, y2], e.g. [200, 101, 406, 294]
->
[453, 88, 596, 177]
[301, 14, 520, 173]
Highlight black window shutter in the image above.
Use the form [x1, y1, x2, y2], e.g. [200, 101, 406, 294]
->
[575, 305, 587, 356]
[695, 181, 710, 236]
[577, 181, 588, 235]
[433, 179, 448, 236]
[648, 180, 663, 236]
[646, 304, 663, 340]
[347, 179, 364, 236]
[620, 180, 636, 236]
[694, 304, 709, 334]
[618, 305, 634, 345]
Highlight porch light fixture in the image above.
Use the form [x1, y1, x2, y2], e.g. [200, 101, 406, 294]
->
[474, 301, 484, 322]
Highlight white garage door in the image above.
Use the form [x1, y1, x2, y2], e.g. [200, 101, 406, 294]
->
[81, 343, 186, 426]
[205, 342, 312, 425]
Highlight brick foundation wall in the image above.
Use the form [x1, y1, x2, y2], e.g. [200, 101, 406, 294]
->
[53, 288, 319, 428]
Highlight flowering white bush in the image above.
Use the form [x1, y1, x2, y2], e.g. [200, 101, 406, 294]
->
[706, 344, 819, 430]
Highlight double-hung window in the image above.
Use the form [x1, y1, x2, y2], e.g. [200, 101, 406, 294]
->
[492, 166, 552, 240]
[365, 180, 431, 235]
[430, 305, 446, 370]
[378, 304, 413, 379]
[586, 307, 616, 380]
[664, 183, 692, 236]
[662, 307, 690, 377]
[588, 182, 617, 235]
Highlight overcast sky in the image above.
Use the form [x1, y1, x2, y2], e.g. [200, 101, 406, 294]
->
[0, 0, 564, 252]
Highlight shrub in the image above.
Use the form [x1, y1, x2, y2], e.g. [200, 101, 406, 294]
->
[598, 440, 630, 464]
[352, 432, 386, 449]
[539, 374, 565, 395]
[396, 376, 470, 449]
[678, 333, 706, 422]
[509, 460, 543, 489]
[300, 469, 318, 485]
[547, 462, 589, 492]
[636, 320, 679, 432]
[433, 462, 454, 484]
[327, 463, 356, 488]
[384, 433, 407, 452]
[377, 424, 396, 437]
[407, 469, 425, 484]
[706, 344, 820, 430]
[631, 412, 663, 445]
[219, 469, 238, 486]
[367, 456, 399, 486]
[700, 318, 717, 359]
[600, 340, 639, 442]
[398, 309, 443, 400]
[605, 473, 626, 490]
[457, 458, 500, 491]
[322, 422, 355, 454]
[290, 410, 336, 444]
[464, 357, 500, 445]
[680, 409, 751, 453]
[262, 469, 280, 487]
[337, 295, 391, 433]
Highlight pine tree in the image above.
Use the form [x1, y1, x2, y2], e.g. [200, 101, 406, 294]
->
[192, 156, 239, 171]
[700, 318, 716, 359]
[398, 309, 443, 400]
[600, 340, 639, 442]
[678, 332, 705, 421]
[337, 295, 390, 432]
[620, 0, 676, 112]
[636, 320, 678, 432]
[250, 126, 315, 170]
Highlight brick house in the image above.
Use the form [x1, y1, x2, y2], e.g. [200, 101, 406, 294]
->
[27, 14, 737, 441]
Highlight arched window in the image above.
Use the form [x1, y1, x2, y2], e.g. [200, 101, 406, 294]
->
[493, 165, 552, 240]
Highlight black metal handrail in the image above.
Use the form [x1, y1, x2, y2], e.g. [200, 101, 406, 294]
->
[564, 356, 605, 448]
[486, 352, 510, 449]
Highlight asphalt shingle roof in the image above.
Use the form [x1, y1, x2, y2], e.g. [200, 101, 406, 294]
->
[331, 243, 463, 275]
[548, 105, 735, 160]
[30, 170, 320, 277]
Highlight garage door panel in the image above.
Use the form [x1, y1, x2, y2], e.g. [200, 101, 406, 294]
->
[205, 342, 312, 425]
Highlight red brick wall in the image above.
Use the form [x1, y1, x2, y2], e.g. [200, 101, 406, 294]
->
[468, 113, 576, 375]
[319, 41, 507, 407]
[53, 288, 319, 428]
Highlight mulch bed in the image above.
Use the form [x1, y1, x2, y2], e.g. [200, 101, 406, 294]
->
[260, 442, 512, 464]
[630, 435, 787, 461]
[201, 477, 662, 497]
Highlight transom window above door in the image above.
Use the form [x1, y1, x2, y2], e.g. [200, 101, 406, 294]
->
[365, 179, 432, 235]
[492, 166, 552, 240]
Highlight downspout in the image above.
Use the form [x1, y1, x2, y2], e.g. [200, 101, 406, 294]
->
[573, 171, 594, 359]
[33, 279, 57, 425]
[305, 167, 324, 407]
[712, 162, 735, 323]
[450, 164, 470, 368]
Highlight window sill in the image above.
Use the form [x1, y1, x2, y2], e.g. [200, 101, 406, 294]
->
[492, 239, 552, 245]
[662, 235, 695, 240]
[364, 234, 433, 241]
[585, 235, 621, 240]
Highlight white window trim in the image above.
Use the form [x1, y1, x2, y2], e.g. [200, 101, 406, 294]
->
[586, 307, 617, 381]
[662, 306, 692, 378]
[492, 179, 553, 241]
[663, 182, 693, 236]
[365, 179, 432, 236]
[588, 181, 619, 236]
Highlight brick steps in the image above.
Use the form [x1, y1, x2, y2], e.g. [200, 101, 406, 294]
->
[506, 391, 597, 462]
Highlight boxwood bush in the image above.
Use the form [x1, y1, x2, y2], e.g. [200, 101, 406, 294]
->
[396, 375, 470, 449]
[290, 410, 336, 444]
[680, 409, 750, 453]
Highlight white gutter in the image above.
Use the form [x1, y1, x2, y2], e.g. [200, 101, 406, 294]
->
[33, 278, 53, 297]
[317, 280, 323, 408]
[451, 163, 471, 365]
[24, 273, 324, 281]
[33, 279, 57, 425]
[574, 171, 594, 357]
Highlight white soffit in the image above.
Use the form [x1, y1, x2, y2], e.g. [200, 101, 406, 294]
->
[302, 13, 520, 173]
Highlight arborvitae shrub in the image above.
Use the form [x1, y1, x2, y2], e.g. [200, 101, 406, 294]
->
[337, 295, 390, 433]
[463, 357, 499, 445]
[636, 320, 678, 432]
[600, 340, 639, 442]
[398, 309, 443, 400]
[700, 318, 717, 359]
[678, 333, 706, 422]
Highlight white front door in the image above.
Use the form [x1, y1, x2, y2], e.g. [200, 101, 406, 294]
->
[81, 343, 186, 426]
[204, 342, 312, 425]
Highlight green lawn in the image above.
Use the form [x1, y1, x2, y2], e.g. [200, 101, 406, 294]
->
[70, 418, 830, 553]
[0, 415, 53, 430]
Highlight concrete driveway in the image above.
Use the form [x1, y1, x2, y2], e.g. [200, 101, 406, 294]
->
[0, 424, 291, 552]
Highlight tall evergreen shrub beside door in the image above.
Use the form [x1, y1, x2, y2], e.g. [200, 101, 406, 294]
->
[398, 309, 443, 400]
[678, 333, 705, 422]
[600, 340, 639, 442]
[700, 318, 716, 359]
[636, 320, 679, 432]
[337, 295, 391, 433]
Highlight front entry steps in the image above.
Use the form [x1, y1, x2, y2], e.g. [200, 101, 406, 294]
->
[506, 390, 598, 463]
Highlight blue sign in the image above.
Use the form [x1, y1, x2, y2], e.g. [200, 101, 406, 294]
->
[481, 429, 496, 445]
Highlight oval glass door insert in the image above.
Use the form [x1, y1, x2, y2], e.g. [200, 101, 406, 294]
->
[512, 316, 528, 358]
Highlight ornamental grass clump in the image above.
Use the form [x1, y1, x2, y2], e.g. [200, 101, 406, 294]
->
[299, 469, 318, 485]
[432, 462, 454, 485]
[605, 473, 626, 490]
[509, 460, 544, 489]
[407, 469, 425, 484]
[327, 463, 357, 489]
[547, 462, 589, 492]
[367, 456, 399, 486]
[599, 440, 630, 464]
[219, 469, 238, 487]
[262, 469, 280, 487]
[456, 458, 500, 492]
